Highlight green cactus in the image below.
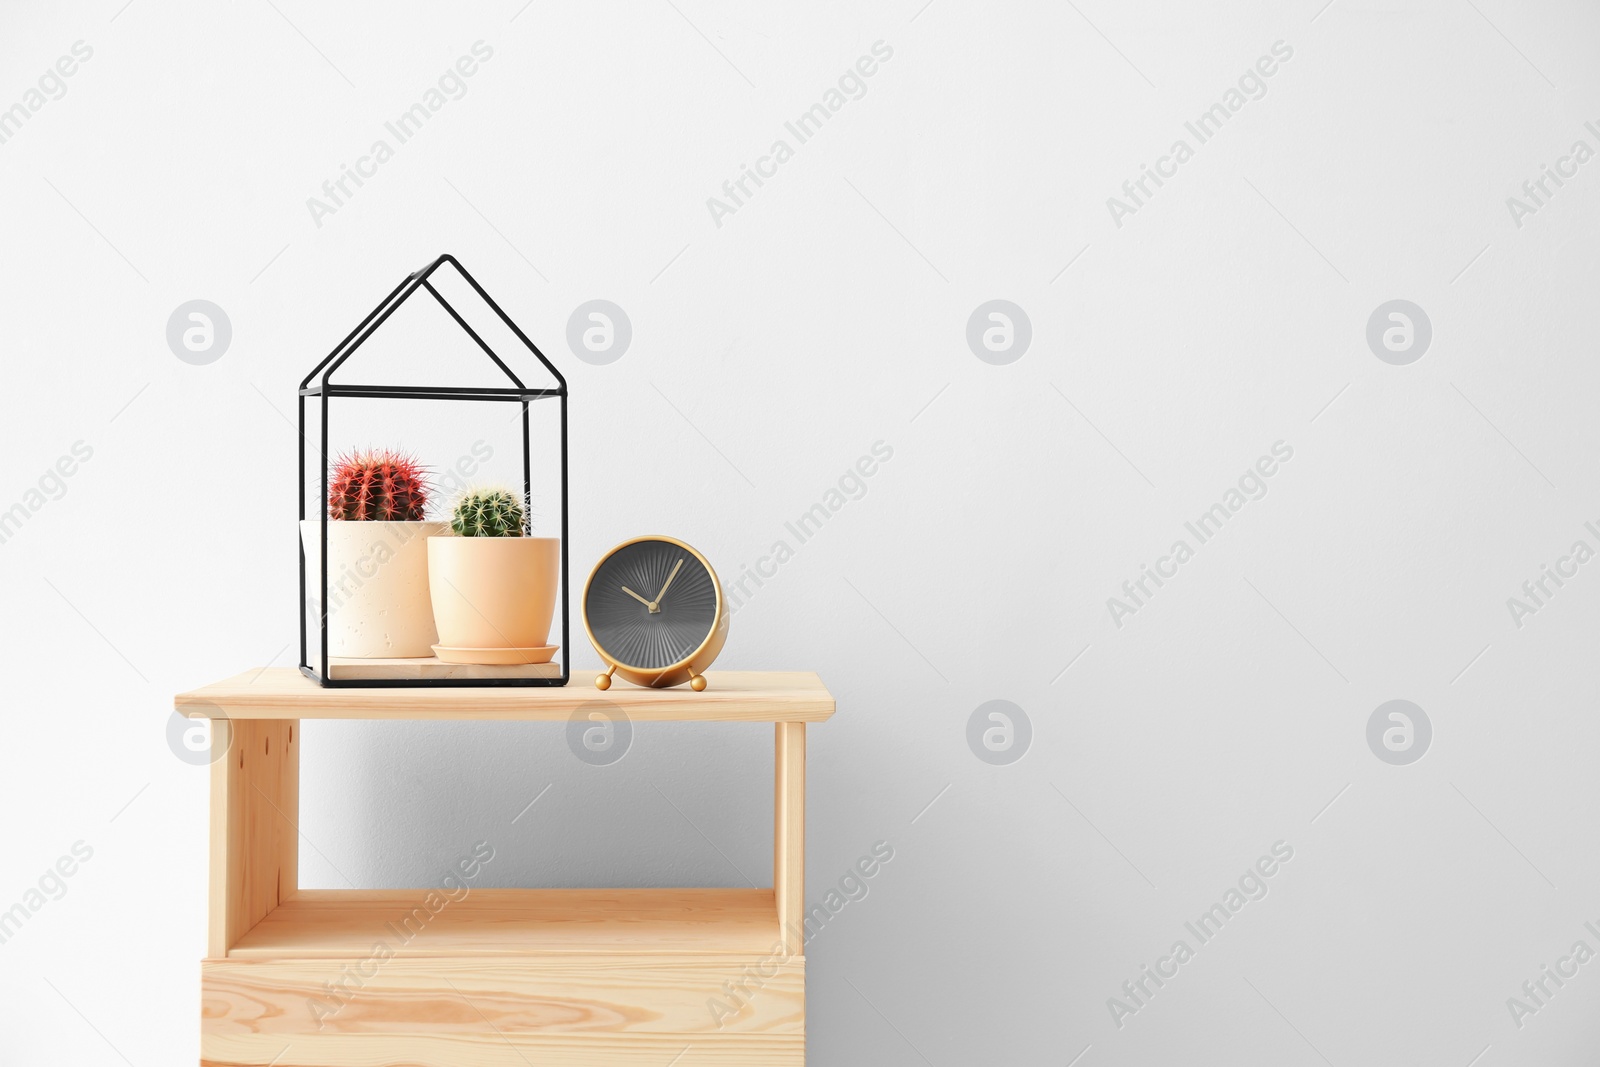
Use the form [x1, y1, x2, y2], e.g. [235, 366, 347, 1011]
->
[451, 487, 526, 537]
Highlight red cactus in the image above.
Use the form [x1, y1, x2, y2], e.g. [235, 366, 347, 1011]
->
[327, 449, 430, 521]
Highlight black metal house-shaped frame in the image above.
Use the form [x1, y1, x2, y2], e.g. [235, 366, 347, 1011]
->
[297, 254, 569, 688]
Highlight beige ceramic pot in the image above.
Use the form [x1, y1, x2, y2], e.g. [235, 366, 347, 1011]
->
[428, 536, 560, 661]
[300, 520, 449, 659]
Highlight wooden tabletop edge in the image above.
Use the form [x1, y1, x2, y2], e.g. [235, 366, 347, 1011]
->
[174, 667, 836, 719]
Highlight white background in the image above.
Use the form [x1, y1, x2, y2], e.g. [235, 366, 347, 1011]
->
[1, 0, 1599, 1063]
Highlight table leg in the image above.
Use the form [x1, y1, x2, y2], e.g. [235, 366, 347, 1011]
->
[774, 722, 805, 955]
[208, 718, 299, 957]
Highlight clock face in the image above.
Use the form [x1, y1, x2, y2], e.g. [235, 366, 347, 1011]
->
[585, 539, 719, 670]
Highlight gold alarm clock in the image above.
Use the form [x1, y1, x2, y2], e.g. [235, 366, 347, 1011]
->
[582, 536, 728, 691]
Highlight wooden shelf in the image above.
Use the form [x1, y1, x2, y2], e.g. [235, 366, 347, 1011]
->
[326, 657, 562, 681]
[191, 669, 826, 1065]
[177, 667, 834, 722]
[229, 888, 781, 959]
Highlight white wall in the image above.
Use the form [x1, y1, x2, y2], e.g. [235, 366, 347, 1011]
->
[1, 0, 1598, 1063]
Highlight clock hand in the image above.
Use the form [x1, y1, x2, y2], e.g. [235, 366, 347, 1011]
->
[653, 558, 685, 608]
[621, 586, 656, 611]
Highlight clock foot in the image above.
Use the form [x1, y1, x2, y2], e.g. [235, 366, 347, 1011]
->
[595, 667, 614, 691]
[689, 674, 707, 692]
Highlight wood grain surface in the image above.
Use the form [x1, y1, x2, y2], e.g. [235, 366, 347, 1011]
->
[228, 888, 787, 958]
[177, 669, 835, 722]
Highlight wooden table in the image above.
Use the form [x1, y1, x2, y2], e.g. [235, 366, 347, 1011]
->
[176, 668, 834, 1066]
